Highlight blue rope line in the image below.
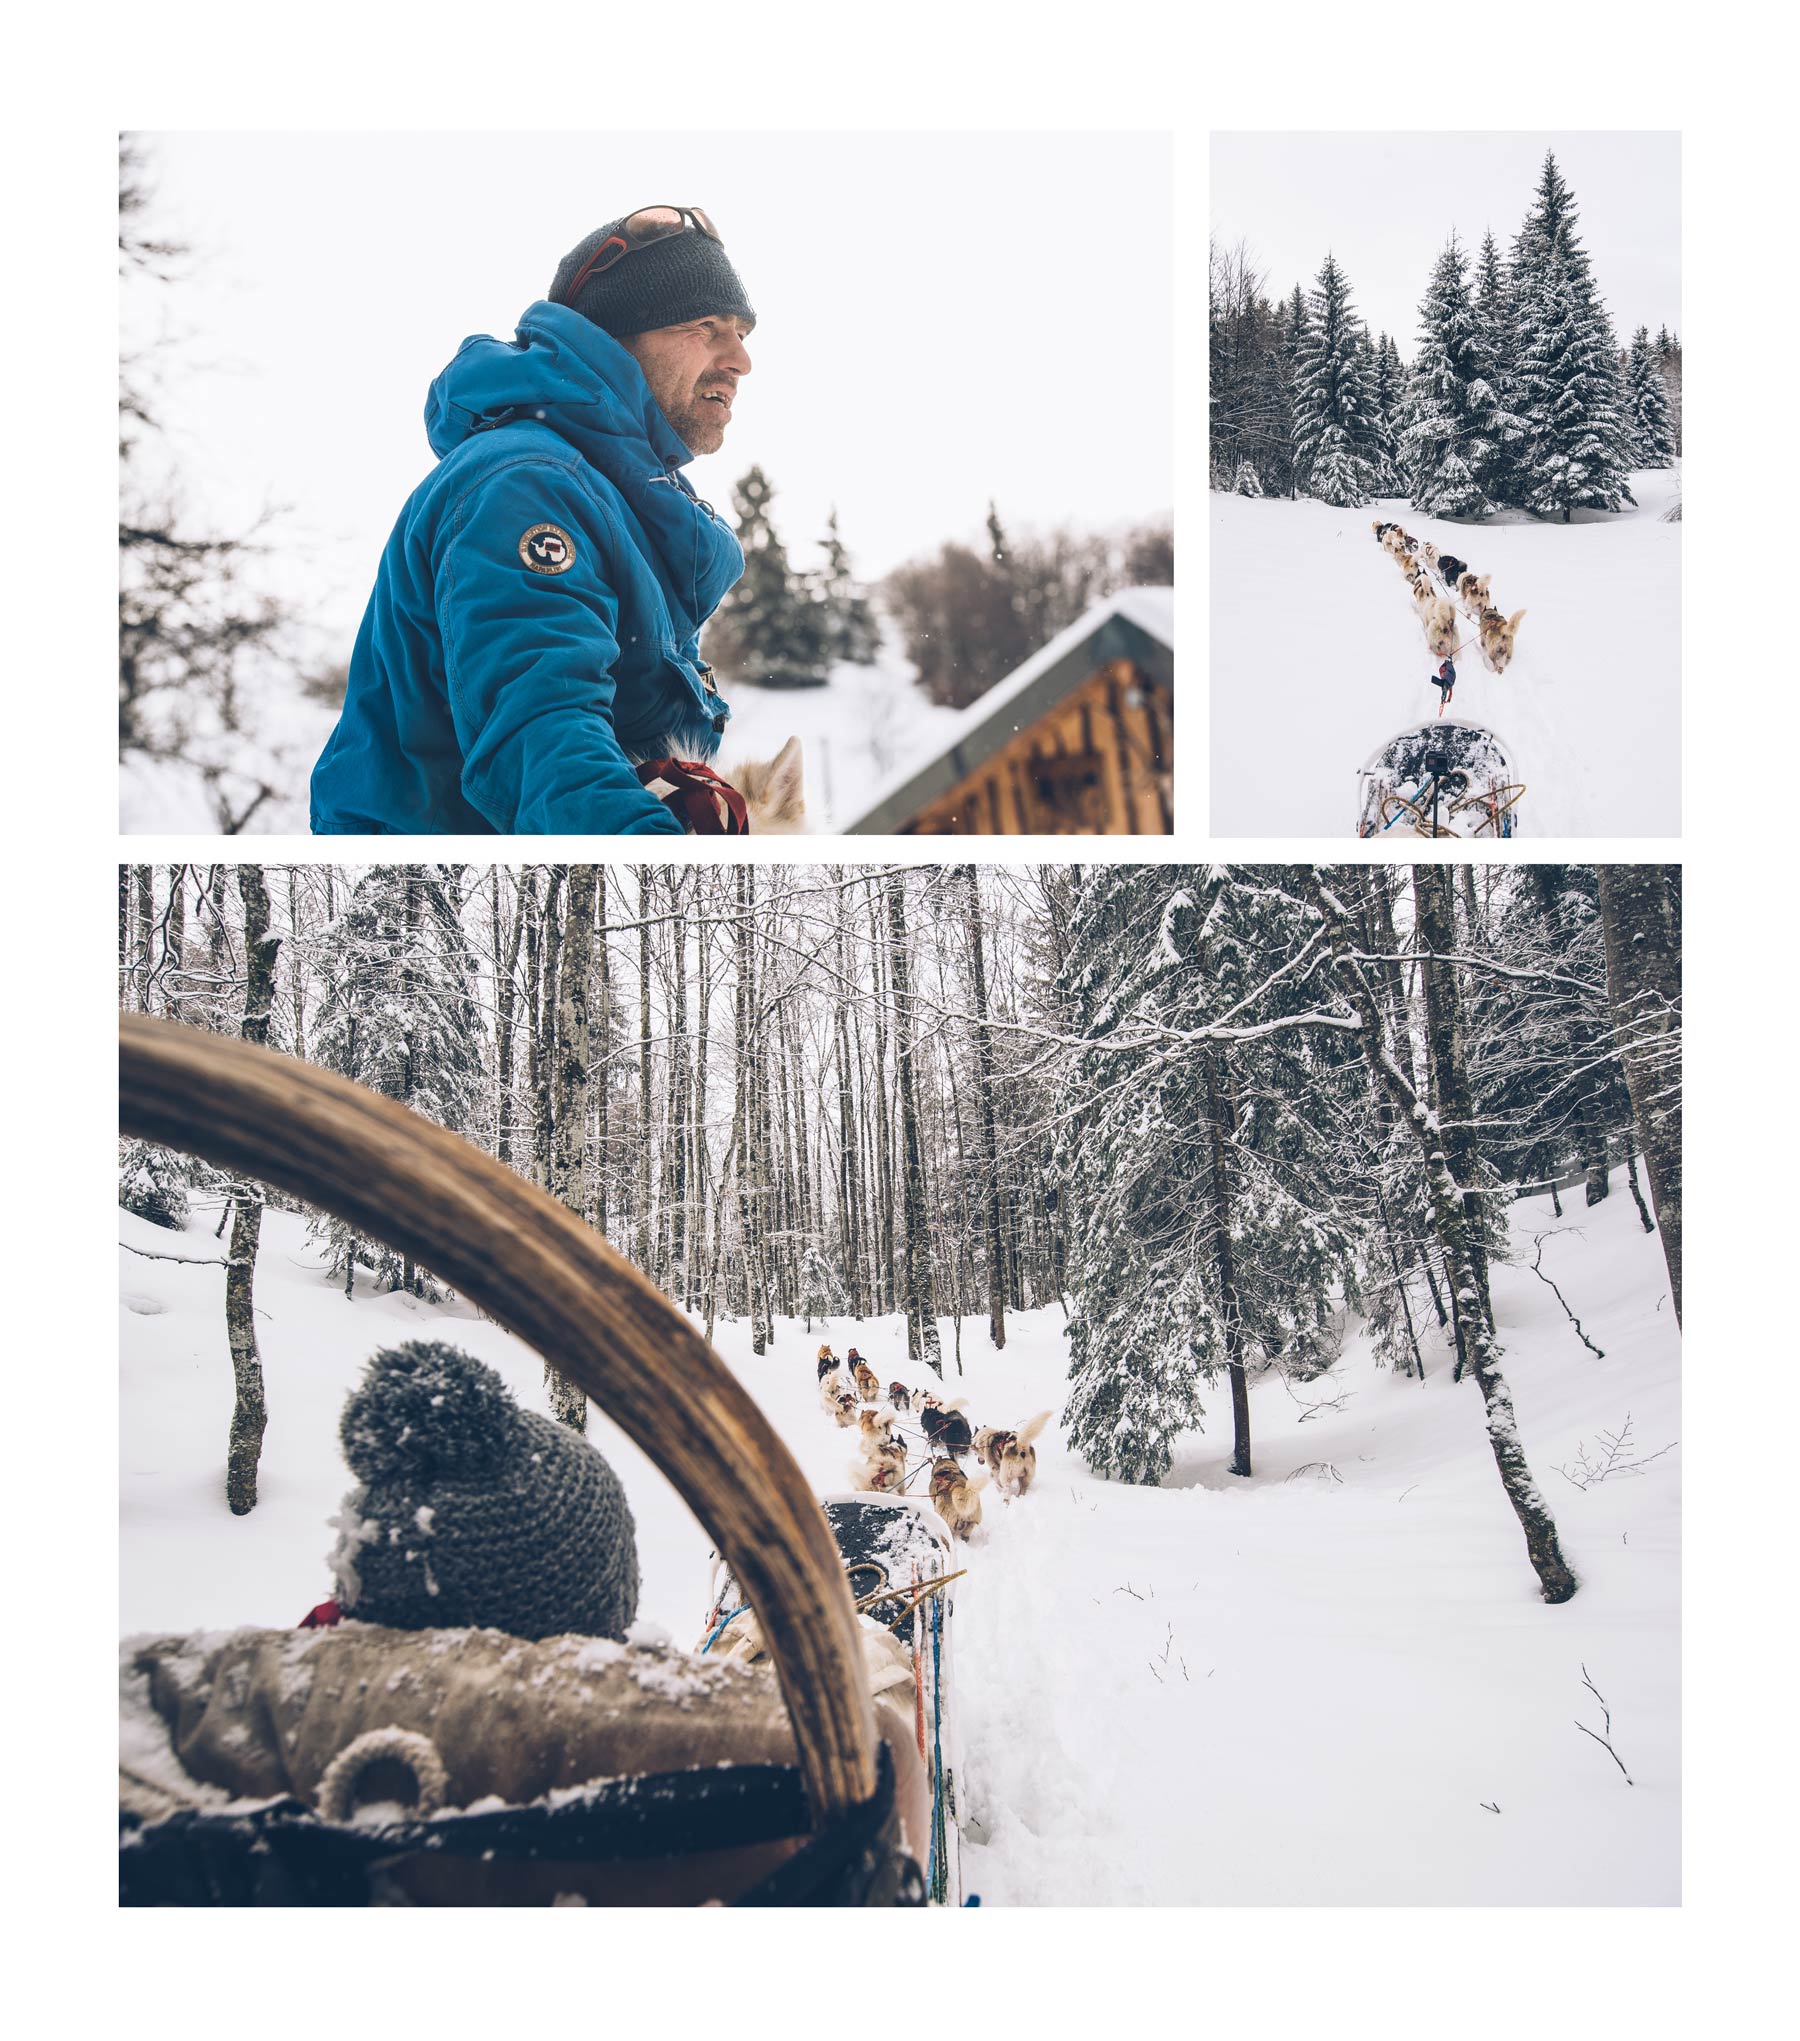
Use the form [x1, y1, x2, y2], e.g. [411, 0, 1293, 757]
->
[699, 1604, 749, 1654]
[930, 1590, 947, 1902]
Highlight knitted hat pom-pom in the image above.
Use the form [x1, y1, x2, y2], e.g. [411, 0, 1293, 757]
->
[339, 1341, 520, 1482]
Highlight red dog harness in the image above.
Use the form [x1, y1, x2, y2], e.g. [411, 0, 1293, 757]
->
[635, 758, 750, 834]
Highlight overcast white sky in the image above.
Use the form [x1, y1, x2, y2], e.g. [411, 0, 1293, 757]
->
[128, 131, 1171, 648]
[1211, 131, 1680, 353]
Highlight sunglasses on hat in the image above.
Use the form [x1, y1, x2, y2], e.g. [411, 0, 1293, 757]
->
[567, 206, 724, 295]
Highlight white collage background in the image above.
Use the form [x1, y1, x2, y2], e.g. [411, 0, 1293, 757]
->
[11, 0, 1774, 2028]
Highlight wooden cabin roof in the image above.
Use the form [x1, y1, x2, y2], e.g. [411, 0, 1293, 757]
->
[841, 588, 1174, 835]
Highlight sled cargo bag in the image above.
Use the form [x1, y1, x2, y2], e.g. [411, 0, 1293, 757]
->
[119, 1623, 927, 1906]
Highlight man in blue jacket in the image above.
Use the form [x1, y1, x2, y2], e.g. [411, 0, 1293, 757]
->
[311, 206, 754, 835]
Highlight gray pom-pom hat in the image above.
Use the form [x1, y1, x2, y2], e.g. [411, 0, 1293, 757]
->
[330, 1340, 640, 1642]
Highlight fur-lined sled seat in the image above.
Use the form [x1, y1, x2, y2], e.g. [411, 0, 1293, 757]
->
[121, 1621, 930, 1905]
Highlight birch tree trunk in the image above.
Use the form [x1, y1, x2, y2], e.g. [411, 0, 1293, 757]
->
[133, 865, 155, 1010]
[833, 889, 866, 1317]
[224, 868, 279, 1515]
[690, 878, 712, 1307]
[534, 868, 563, 1191]
[962, 865, 1008, 1350]
[287, 868, 308, 1064]
[866, 884, 897, 1314]
[734, 866, 771, 1353]
[398, 869, 421, 1295]
[491, 869, 525, 1169]
[524, 874, 545, 1181]
[1596, 865, 1682, 1322]
[544, 865, 596, 1430]
[162, 865, 186, 1015]
[118, 867, 133, 1009]
[1414, 864, 1493, 1335]
[637, 872, 656, 1281]
[1203, 1050, 1253, 1476]
[666, 872, 691, 1303]
[1308, 873, 1578, 1603]
[886, 871, 942, 1376]
[594, 869, 612, 1235]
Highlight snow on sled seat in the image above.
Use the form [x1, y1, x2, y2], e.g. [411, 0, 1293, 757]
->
[117, 1016, 915, 1906]
[1356, 719, 1525, 839]
[121, 1621, 929, 1906]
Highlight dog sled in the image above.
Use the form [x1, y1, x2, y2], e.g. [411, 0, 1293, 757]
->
[117, 1016, 946, 1907]
[1356, 719, 1525, 839]
[701, 1497, 965, 1905]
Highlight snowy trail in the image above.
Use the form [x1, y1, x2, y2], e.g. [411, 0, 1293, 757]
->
[121, 1170, 1678, 1904]
[1210, 470, 1680, 837]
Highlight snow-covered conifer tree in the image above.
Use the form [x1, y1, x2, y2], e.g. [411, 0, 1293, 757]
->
[1471, 228, 1525, 504]
[707, 466, 832, 687]
[1399, 235, 1505, 517]
[118, 1138, 191, 1229]
[1509, 153, 1636, 520]
[1357, 329, 1399, 494]
[797, 1240, 844, 1331]
[1056, 869, 1353, 1484]
[1371, 333, 1407, 493]
[1292, 254, 1383, 507]
[815, 506, 882, 667]
[1623, 325, 1677, 468]
[309, 868, 484, 1291]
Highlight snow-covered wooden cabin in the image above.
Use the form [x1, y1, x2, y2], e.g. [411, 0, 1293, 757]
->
[842, 588, 1174, 834]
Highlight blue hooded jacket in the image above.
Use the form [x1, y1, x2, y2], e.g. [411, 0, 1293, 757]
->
[310, 301, 743, 834]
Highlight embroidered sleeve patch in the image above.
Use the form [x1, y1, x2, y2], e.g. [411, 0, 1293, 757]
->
[519, 522, 577, 574]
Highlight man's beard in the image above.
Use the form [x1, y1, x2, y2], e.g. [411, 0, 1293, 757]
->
[651, 372, 730, 455]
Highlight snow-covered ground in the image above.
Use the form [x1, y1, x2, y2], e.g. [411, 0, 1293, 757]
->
[1209, 470, 1681, 837]
[118, 645, 959, 839]
[120, 1166, 1678, 1904]
[713, 642, 965, 836]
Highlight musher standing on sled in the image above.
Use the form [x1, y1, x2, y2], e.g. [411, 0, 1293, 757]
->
[310, 207, 755, 835]
[1433, 656, 1456, 710]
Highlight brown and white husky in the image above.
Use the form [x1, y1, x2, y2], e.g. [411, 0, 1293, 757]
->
[856, 1406, 899, 1454]
[850, 1438, 909, 1493]
[973, 1411, 1053, 1502]
[928, 1458, 988, 1540]
[1413, 588, 1460, 661]
[1476, 607, 1528, 673]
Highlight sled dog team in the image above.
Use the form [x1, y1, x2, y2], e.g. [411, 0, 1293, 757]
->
[1371, 521, 1527, 674]
[815, 1344, 1050, 1542]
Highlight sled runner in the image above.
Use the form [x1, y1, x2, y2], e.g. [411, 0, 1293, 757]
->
[1356, 719, 1525, 839]
[117, 1016, 929, 1907]
[701, 1496, 965, 1905]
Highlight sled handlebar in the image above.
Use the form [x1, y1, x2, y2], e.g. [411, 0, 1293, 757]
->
[118, 1014, 879, 1826]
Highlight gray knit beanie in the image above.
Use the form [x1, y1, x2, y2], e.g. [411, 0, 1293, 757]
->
[549, 211, 756, 338]
[330, 1341, 640, 1642]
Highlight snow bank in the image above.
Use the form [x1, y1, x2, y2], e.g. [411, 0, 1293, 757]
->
[120, 1166, 1677, 1903]
[1210, 473, 1680, 837]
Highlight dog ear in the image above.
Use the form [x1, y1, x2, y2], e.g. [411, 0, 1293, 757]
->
[765, 734, 804, 806]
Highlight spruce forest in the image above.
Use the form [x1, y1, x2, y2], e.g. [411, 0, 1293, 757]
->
[120, 861, 1680, 1607]
[1210, 150, 1681, 519]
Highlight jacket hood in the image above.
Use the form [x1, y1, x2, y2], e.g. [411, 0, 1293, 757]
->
[426, 299, 696, 470]
[425, 300, 742, 642]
